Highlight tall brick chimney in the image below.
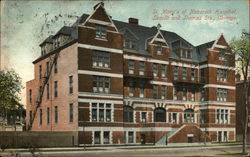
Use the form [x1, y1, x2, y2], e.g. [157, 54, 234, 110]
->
[128, 18, 139, 25]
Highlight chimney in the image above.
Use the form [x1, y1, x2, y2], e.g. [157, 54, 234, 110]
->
[93, 2, 104, 10]
[129, 18, 138, 25]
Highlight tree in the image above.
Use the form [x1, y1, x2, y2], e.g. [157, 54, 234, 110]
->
[228, 32, 250, 154]
[0, 70, 23, 127]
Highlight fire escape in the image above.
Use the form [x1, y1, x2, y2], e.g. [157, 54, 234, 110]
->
[27, 51, 60, 131]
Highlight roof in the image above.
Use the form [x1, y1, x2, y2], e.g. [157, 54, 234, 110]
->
[37, 13, 214, 64]
[39, 35, 53, 46]
[53, 26, 73, 38]
[195, 40, 215, 63]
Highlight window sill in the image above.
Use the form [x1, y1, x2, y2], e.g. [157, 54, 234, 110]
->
[92, 66, 111, 70]
[95, 37, 108, 41]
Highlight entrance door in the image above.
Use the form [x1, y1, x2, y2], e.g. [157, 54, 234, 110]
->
[140, 134, 146, 145]
[188, 137, 193, 143]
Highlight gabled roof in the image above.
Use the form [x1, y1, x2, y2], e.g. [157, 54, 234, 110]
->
[37, 11, 223, 64]
[39, 35, 53, 46]
[53, 26, 72, 38]
[195, 40, 215, 63]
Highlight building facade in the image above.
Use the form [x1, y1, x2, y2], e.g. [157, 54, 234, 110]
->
[236, 80, 250, 141]
[26, 2, 236, 145]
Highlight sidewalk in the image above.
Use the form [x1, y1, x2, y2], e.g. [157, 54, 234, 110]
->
[1, 142, 248, 153]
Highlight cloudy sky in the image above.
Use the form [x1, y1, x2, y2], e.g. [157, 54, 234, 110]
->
[1, 0, 249, 105]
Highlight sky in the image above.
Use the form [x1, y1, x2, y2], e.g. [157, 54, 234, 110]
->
[0, 0, 249, 106]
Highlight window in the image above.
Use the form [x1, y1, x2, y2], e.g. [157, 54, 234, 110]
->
[124, 39, 137, 50]
[184, 109, 194, 123]
[153, 64, 158, 77]
[141, 112, 147, 123]
[216, 109, 229, 124]
[46, 61, 50, 75]
[172, 113, 177, 123]
[157, 42, 162, 55]
[54, 106, 58, 123]
[153, 85, 158, 99]
[161, 64, 167, 78]
[183, 88, 187, 101]
[187, 50, 192, 59]
[129, 87, 134, 97]
[93, 76, 110, 93]
[54, 81, 58, 97]
[54, 59, 58, 73]
[139, 88, 144, 98]
[106, 104, 111, 122]
[154, 108, 166, 122]
[191, 90, 195, 101]
[39, 86, 42, 101]
[128, 60, 134, 74]
[174, 87, 178, 100]
[223, 131, 228, 142]
[47, 107, 50, 124]
[94, 131, 101, 144]
[69, 76, 73, 94]
[39, 65, 42, 79]
[218, 131, 222, 142]
[200, 110, 205, 124]
[161, 86, 166, 99]
[39, 109, 42, 125]
[124, 106, 133, 123]
[217, 88, 227, 102]
[95, 25, 106, 39]
[104, 132, 110, 144]
[69, 103, 73, 122]
[174, 66, 178, 80]
[139, 61, 145, 75]
[182, 67, 187, 80]
[218, 51, 225, 61]
[191, 68, 195, 81]
[99, 104, 104, 122]
[29, 111, 32, 125]
[180, 49, 192, 59]
[92, 103, 97, 122]
[201, 89, 205, 101]
[92, 51, 110, 68]
[46, 83, 49, 99]
[29, 89, 32, 103]
[91, 103, 112, 122]
[128, 132, 134, 143]
[217, 69, 227, 82]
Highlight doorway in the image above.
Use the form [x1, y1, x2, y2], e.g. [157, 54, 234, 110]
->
[140, 134, 146, 145]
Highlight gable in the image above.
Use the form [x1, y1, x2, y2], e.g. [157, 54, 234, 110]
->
[82, 2, 118, 32]
[212, 34, 229, 49]
[150, 30, 169, 47]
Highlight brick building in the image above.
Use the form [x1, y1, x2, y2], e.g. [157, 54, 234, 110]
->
[236, 80, 250, 141]
[26, 2, 236, 145]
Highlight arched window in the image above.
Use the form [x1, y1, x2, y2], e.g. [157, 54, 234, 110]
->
[124, 106, 133, 123]
[184, 109, 194, 123]
[154, 108, 166, 122]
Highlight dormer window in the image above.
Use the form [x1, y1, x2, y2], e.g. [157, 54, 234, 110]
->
[157, 42, 162, 55]
[41, 46, 46, 56]
[124, 39, 137, 50]
[53, 38, 60, 49]
[96, 25, 107, 39]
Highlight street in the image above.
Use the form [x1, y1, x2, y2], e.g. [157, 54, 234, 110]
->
[0, 145, 249, 157]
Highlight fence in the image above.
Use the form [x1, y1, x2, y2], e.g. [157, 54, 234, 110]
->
[0, 131, 78, 148]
